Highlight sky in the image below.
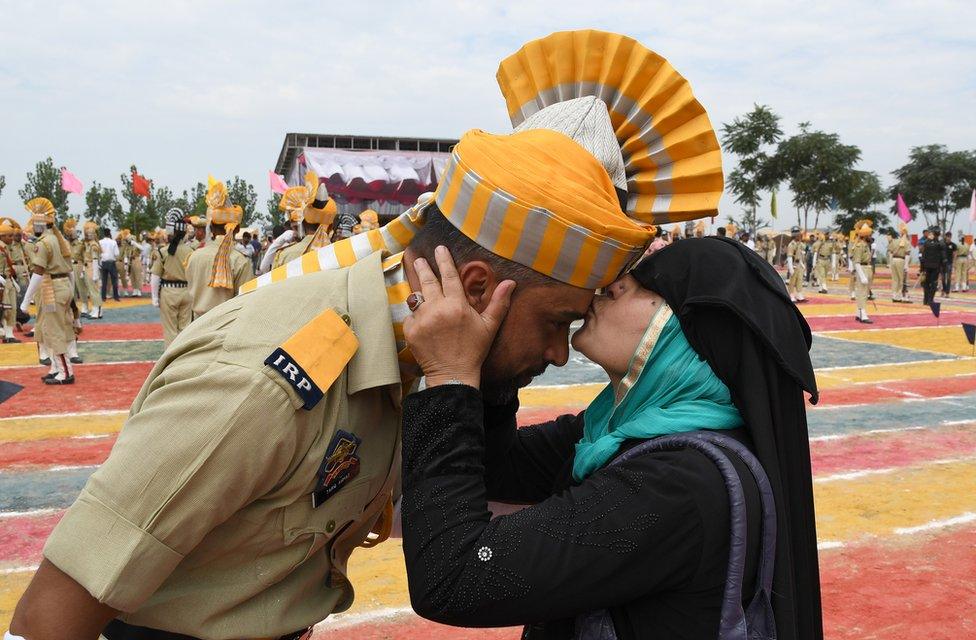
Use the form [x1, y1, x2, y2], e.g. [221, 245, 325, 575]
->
[1, 0, 975, 233]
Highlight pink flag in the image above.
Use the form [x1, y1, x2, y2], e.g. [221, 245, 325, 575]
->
[269, 171, 289, 195]
[969, 188, 975, 223]
[61, 168, 83, 194]
[896, 193, 913, 223]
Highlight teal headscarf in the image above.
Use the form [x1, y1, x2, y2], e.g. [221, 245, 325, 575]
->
[573, 304, 744, 481]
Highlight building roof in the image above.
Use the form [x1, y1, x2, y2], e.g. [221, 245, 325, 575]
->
[275, 132, 459, 177]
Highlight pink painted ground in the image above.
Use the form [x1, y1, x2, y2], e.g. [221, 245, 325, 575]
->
[810, 423, 976, 475]
[75, 323, 163, 341]
[0, 511, 63, 564]
[0, 437, 116, 471]
[0, 362, 153, 417]
[807, 310, 975, 331]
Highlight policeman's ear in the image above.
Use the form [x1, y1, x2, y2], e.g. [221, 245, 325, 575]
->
[456, 260, 499, 313]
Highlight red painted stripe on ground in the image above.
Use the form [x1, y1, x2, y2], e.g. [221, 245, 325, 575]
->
[77, 323, 163, 341]
[811, 422, 976, 475]
[820, 526, 976, 640]
[323, 615, 518, 640]
[0, 436, 116, 471]
[0, 510, 63, 564]
[0, 362, 152, 417]
[808, 310, 975, 331]
[816, 374, 976, 406]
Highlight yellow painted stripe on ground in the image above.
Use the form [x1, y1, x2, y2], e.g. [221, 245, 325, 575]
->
[0, 571, 32, 630]
[814, 458, 976, 541]
[519, 384, 603, 408]
[344, 540, 409, 614]
[0, 343, 38, 367]
[826, 326, 976, 357]
[0, 412, 126, 443]
[815, 357, 976, 389]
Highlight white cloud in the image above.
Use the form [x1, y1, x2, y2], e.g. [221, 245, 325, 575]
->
[0, 0, 974, 233]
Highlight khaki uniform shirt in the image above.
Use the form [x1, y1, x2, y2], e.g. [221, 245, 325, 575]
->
[70, 238, 85, 264]
[185, 237, 255, 317]
[816, 240, 831, 259]
[84, 239, 102, 263]
[787, 239, 805, 264]
[151, 244, 193, 281]
[274, 235, 315, 269]
[32, 231, 72, 275]
[851, 239, 871, 265]
[8, 240, 31, 281]
[44, 251, 403, 638]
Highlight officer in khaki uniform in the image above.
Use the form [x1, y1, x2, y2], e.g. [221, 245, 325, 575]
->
[11, 30, 722, 640]
[5, 219, 32, 318]
[785, 226, 807, 302]
[952, 230, 969, 292]
[127, 232, 144, 297]
[185, 180, 254, 318]
[18, 198, 78, 383]
[81, 221, 104, 318]
[850, 220, 874, 323]
[185, 216, 207, 250]
[890, 223, 911, 302]
[272, 171, 338, 270]
[811, 232, 831, 293]
[0, 218, 22, 342]
[151, 209, 195, 346]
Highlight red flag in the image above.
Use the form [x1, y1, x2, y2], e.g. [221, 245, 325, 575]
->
[132, 171, 151, 198]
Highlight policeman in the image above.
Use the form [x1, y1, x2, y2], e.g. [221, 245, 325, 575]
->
[80, 221, 104, 318]
[151, 209, 195, 346]
[943, 231, 958, 296]
[5, 218, 32, 324]
[185, 216, 207, 250]
[786, 226, 807, 302]
[890, 223, 911, 302]
[271, 171, 338, 270]
[351, 209, 380, 235]
[185, 179, 254, 318]
[850, 220, 874, 323]
[0, 218, 22, 342]
[11, 28, 726, 639]
[18, 198, 78, 383]
[812, 231, 831, 293]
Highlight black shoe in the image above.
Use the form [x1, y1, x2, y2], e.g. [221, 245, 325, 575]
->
[25, 330, 35, 337]
[39, 357, 51, 366]
[44, 375, 75, 385]
[114, 298, 121, 302]
[41, 372, 56, 381]
[3, 337, 21, 343]
[70, 356, 84, 364]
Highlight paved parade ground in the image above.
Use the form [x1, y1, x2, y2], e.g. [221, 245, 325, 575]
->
[2, 267, 975, 639]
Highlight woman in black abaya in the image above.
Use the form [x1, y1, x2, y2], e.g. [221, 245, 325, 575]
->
[400, 237, 823, 640]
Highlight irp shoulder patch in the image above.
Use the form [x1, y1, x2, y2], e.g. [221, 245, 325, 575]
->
[264, 308, 359, 410]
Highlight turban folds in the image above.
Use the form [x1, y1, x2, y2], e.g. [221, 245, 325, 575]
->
[205, 179, 244, 289]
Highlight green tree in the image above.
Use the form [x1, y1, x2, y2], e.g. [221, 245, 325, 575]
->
[720, 104, 782, 234]
[83, 182, 119, 230]
[833, 170, 893, 235]
[145, 185, 177, 230]
[264, 193, 285, 228]
[19, 157, 70, 224]
[175, 183, 208, 218]
[225, 176, 258, 226]
[764, 123, 861, 230]
[114, 165, 157, 233]
[890, 144, 976, 232]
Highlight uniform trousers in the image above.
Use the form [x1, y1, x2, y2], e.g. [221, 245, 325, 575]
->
[890, 257, 906, 300]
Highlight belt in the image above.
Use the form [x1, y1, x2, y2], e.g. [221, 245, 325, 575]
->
[49, 272, 70, 279]
[102, 619, 312, 640]
[161, 279, 188, 288]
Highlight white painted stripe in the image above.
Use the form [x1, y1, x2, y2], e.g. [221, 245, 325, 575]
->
[894, 512, 976, 536]
[71, 433, 114, 440]
[45, 464, 98, 472]
[817, 540, 845, 550]
[0, 508, 58, 519]
[321, 605, 414, 629]
[0, 409, 127, 423]
[0, 565, 38, 575]
[815, 455, 976, 484]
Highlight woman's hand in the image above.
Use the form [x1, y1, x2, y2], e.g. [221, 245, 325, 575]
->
[403, 246, 516, 389]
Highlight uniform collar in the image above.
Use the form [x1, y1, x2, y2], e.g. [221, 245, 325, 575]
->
[345, 250, 402, 395]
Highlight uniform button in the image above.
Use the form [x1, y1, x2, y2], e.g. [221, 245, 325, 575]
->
[326, 520, 336, 533]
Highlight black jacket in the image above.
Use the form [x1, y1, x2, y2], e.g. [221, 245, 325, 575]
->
[401, 385, 761, 639]
[921, 239, 945, 269]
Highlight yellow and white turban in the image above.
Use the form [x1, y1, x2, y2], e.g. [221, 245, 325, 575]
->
[242, 29, 721, 293]
[205, 179, 244, 289]
[26, 197, 71, 257]
[496, 29, 723, 224]
[83, 220, 98, 239]
[280, 171, 338, 251]
[855, 219, 873, 238]
[0, 217, 16, 234]
[63, 217, 78, 236]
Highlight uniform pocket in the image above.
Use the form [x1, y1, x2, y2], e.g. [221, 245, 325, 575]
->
[281, 480, 374, 556]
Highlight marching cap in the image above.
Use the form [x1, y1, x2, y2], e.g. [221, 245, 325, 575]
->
[790, 226, 801, 234]
[0, 217, 16, 234]
[25, 198, 71, 257]
[279, 171, 338, 251]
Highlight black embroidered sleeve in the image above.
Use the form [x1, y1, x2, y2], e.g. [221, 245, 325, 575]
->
[401, 385, 705, 628]
[482, 397, 584, 503]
